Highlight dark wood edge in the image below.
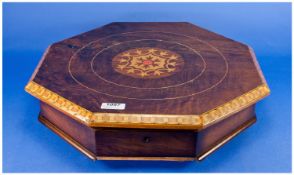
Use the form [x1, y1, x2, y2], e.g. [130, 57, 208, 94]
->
[29, 45, 52, 82]
[38, 114, 195, 161]
[196, 116, 257, 161]
[248, 46, 268, 85]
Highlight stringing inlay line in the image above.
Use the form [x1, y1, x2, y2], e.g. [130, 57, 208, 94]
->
[68, 30, 229, 100]
[90, 39, 206, 89]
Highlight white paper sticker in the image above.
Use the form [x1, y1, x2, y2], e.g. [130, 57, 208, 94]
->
[101, 103, 126, 110]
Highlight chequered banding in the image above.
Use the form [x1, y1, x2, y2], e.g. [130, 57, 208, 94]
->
[25, 81, 270, 129]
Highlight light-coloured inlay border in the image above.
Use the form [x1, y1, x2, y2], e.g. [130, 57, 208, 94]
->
[25, 81, 270, 129]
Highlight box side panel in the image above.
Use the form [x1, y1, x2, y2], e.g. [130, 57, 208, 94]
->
[40, 102, 97, 154]
[196, 105, 255, 158]
[40, 102, 196, 159]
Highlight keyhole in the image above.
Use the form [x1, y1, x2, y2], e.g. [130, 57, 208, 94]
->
[143, 136, 151, 143]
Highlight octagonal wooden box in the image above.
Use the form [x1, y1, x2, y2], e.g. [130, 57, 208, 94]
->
[25, 22, 270, 161]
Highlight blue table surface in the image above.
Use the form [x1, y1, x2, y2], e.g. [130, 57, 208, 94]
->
[3, 2, 292, 173]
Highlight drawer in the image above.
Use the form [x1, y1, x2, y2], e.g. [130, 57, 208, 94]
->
[95, 128, 196, 157]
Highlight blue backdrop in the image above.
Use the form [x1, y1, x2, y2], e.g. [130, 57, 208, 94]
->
[3, 2, 292, 173]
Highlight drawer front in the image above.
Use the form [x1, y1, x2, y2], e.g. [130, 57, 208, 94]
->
[95, 129, 196, 157]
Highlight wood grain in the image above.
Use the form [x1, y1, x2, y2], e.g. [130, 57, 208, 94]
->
[40, 101, 257, 160]
[31, 22, 267, 116]
[26, 22, 269, 160]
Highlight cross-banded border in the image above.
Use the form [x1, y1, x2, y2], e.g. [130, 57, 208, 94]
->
[25, 81, 270, 129]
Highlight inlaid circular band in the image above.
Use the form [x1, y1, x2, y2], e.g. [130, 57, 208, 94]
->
[90, 39, 206, 89]
[68, 31, 229, 100]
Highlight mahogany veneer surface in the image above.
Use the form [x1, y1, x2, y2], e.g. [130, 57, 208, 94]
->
[32, 22, 265, 115]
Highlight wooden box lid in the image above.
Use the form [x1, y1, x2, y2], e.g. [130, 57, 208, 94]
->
[25, 22, 270, 130]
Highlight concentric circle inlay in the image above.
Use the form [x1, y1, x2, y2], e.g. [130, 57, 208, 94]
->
[68, 31, 229, 100]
